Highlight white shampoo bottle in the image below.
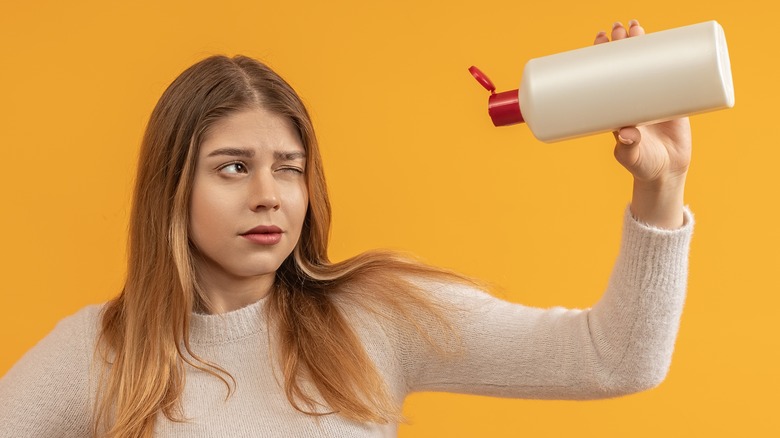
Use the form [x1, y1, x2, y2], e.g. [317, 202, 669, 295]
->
[470, 20, 735, 143]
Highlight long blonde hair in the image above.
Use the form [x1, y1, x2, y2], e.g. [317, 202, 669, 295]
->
[94, 55, 479, 437]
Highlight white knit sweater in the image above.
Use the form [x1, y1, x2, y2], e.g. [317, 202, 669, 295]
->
[0, 208, 693, 437]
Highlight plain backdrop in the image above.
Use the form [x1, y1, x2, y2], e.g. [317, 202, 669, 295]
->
[1, 1, 777, 436]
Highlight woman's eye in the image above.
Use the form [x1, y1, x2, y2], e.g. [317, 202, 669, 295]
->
[279, 167, 304, 174]
[218, 162, 247, 174]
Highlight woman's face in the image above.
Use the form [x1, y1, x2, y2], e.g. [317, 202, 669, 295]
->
[189, 107, 308, 294]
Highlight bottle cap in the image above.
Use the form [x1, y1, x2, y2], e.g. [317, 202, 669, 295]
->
[469, 65, 524, 127]
[469, 66, 496, 93]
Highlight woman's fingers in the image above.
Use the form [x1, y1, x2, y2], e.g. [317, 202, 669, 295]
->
[614, 126, 641, 146]
[613, 127, 643, 170]
[628, 19, 645, 37]
[595, 19, 643, 44]
[611, 21, 628, 41]
[594, 30, 609, 45]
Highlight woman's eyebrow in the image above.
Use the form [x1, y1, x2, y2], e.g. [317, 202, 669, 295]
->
[204, 148, 305, 160]
[274, 151, 306, 161]
[206, 147, 254, 158]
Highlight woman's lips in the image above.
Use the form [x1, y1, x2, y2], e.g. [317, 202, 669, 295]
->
[241, 225, 283, 245]
[241, 232, 282, 245]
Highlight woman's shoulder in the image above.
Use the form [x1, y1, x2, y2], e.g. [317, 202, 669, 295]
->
[57, 301, 105, 328]
[43, 302, 107, 347]
[0, 302, 107, 436]
[4, 302, 106, 376]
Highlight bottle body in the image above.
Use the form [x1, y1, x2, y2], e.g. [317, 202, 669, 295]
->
[518, 21, 734, 143]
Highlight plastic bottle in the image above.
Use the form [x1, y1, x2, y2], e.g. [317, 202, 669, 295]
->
[469, 20, 735, 143]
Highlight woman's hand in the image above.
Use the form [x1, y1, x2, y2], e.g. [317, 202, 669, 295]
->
[595, 20, 691, 229]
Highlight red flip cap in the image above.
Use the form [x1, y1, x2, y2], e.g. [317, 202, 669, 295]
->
[468, 66, 524, 127]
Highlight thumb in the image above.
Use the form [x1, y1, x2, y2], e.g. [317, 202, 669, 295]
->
[613, 126, 641, 167]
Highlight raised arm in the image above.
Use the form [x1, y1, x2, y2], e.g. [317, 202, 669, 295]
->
[395, 205, 692, 399]
[393, 20, 693, 400]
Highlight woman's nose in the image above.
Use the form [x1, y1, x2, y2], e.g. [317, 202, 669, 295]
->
[249, 169, 280, 211]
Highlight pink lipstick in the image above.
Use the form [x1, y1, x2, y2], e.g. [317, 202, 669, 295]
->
[241, 225, 283, 245]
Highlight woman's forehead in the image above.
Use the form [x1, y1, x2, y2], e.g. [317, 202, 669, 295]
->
[200, 108, 304, 156]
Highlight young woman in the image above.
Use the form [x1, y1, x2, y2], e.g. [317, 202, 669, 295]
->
[0, 20, 693, 437]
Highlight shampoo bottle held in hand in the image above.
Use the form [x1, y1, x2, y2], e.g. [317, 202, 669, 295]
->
[470, 21, 735, 143]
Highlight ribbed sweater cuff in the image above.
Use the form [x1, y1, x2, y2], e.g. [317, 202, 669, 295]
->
[617, 205, 694, 290]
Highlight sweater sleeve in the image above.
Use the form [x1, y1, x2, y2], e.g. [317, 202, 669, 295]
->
[396, 207, 694, 400]
[0, 306, 98, 437]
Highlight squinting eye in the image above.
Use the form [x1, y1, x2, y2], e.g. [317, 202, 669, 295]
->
[219, 162, 247, 174]
[280, 167, 304, 174]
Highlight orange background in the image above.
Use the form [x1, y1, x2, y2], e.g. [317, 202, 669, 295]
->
[1, 1, 777, 436]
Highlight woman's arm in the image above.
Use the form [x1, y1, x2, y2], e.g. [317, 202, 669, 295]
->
[396, 207, 692, 399]
[392, 20, 694, 399]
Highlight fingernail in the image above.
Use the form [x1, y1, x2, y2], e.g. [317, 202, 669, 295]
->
[629, 19, 640, 28]
[618, 134, 634, 145]
[596, 31, 607, 38]
[613, 22, 623, 30]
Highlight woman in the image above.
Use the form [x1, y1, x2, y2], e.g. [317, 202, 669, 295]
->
[0, 20, 693, 437]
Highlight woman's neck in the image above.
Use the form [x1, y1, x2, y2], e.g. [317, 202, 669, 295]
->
[197, 268, 276, 314]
